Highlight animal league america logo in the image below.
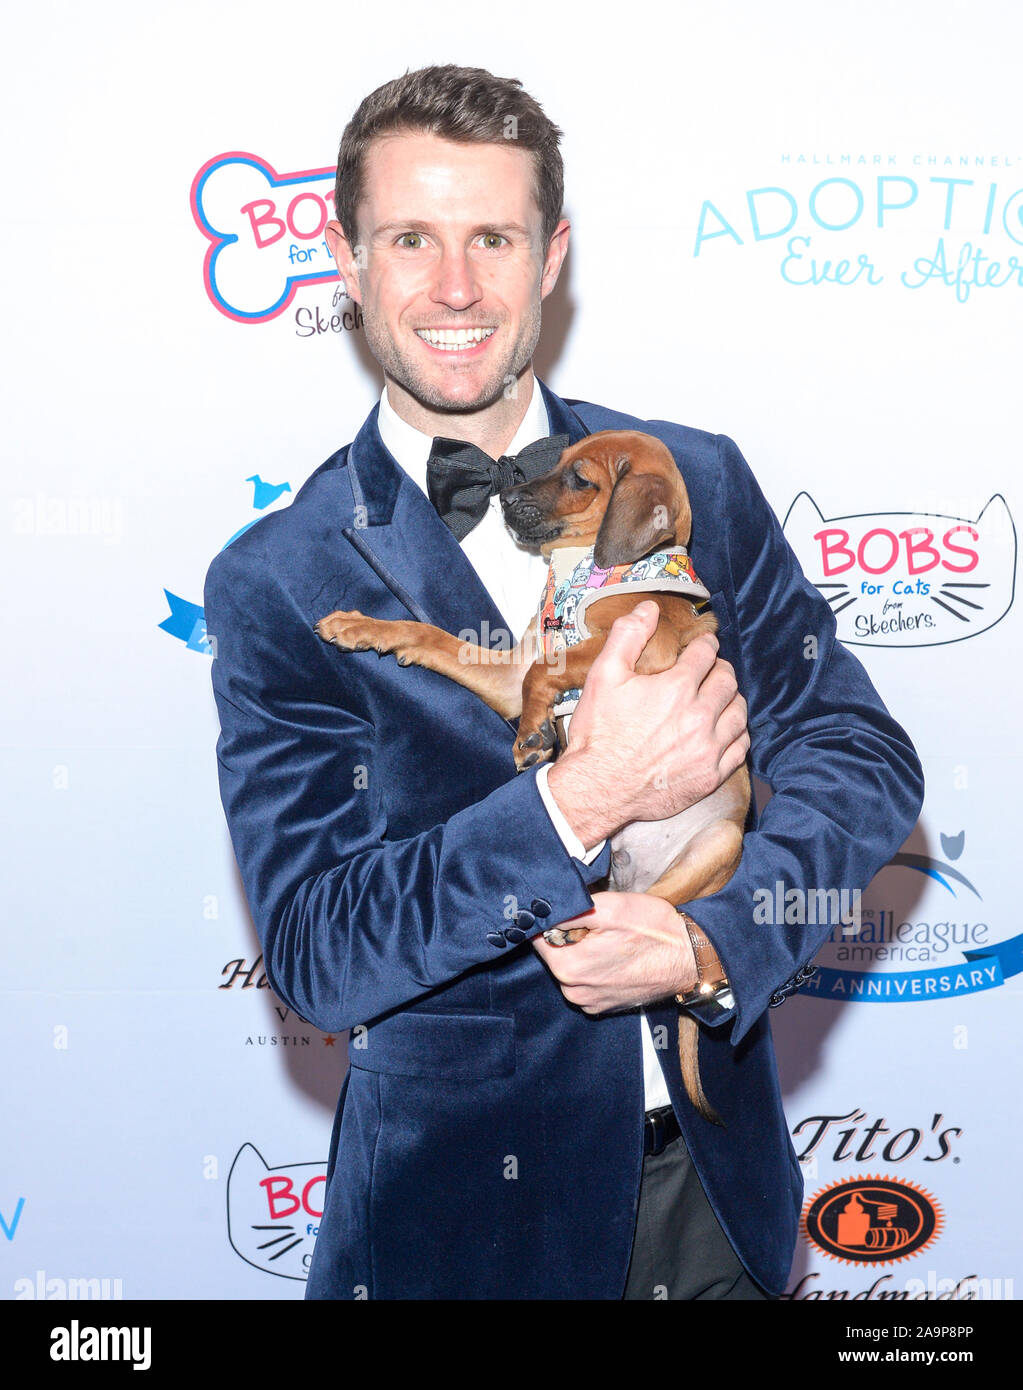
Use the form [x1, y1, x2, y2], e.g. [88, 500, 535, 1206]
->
[191, 153, 341, 322]
[783, 494, 1016, 647]
[799, 828, 1023, 1004]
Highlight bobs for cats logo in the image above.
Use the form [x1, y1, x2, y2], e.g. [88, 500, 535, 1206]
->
[227, 1144, 327, 1280]
[783, 494, 1015, 647]
[191, 153, 339, 322]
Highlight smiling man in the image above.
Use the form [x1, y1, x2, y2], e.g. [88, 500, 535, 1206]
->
[330, 130, 563, 448]
[204, 65, 923, 1300]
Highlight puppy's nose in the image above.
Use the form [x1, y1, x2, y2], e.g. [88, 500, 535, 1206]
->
[500, 478, 535, 507]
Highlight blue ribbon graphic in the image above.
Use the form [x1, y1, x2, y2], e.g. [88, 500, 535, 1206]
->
[964, 933, 1023, 978]
[159, 590, 212, 654]
[800, 931, 1023, 1002]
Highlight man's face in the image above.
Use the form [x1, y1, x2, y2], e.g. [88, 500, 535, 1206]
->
[327, 132, 568, 415]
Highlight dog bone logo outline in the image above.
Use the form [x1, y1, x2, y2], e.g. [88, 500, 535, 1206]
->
[191, 152, 340, 323]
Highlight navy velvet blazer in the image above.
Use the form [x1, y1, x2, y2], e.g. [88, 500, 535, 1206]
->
[204, 382, 924, 1299]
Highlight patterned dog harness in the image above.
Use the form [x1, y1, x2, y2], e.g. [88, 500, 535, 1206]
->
[536, 545, 711, 716]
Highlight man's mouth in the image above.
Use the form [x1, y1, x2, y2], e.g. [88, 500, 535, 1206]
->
[414, 326, 496, 351]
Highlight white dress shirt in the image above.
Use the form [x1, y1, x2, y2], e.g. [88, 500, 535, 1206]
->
[376, 382, 673, 1110]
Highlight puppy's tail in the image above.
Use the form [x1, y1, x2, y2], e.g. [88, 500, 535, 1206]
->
[679, 1016, 724, 1127]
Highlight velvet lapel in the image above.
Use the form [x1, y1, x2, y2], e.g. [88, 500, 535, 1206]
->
[340, 381, 592, 640]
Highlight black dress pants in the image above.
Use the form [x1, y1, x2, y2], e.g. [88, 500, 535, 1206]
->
[622, 1133, 774, 1300]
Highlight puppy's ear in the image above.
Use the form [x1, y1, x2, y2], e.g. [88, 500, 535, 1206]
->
[594, 469, 679, 568]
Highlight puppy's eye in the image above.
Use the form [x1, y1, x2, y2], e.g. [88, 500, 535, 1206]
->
[567, 469, 597, 491]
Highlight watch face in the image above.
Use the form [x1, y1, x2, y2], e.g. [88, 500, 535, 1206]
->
[679, 984, 734, 1017]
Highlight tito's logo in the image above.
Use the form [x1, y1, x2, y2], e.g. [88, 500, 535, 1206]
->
[802, 1176, 943, 1266]
[191, 153, 339, 322]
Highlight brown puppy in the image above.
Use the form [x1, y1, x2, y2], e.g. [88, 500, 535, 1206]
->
[316, 430, 750, 1122]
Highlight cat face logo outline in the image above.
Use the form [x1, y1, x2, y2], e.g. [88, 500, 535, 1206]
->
[227, 1143, 327, 1281]
[783, 493, 1016, 648]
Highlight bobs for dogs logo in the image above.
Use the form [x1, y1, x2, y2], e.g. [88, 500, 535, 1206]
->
[227, 1144, 327, 1280]
[191, 153, 340, 322]
[783, 494, 1015, 647]
[802, 1177, 943, 1266]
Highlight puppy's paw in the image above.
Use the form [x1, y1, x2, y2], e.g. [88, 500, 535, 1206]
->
[315, 610, 374, 651]
[513, 716, 557, 772]
[542, 925, 591, 947]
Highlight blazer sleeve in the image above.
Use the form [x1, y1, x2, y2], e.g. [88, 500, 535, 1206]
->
[204, 535, 607, 1035]
[677, 435, 925, 1043]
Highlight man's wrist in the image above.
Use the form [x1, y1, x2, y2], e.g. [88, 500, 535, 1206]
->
[534, 763, 606, 864]
[545, 751, 620, 851]
[671, 909, 702, 997]
[675, 909, 734, 1018]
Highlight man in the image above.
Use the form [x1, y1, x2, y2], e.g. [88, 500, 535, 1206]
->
[205, 65, 923, 1300]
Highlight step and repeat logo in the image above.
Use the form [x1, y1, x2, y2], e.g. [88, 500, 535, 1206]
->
[158, 474, 293, 655]
[800, 829, 1022, 1005]
[783, 1106, 1000, 1299]
[227, 1144, 327, 1281]
[191, 153, 340, 323]
[1, 1197, 25, 1242]
[802, 1177, 943, 1266]
[693, 157, 1023, 300]
[783, 494, 1016, 647]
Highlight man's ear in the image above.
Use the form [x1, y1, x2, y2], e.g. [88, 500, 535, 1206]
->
[540, 218, 570, 300]
[593, 470, 678, 568]
[325, 220, 364, 305]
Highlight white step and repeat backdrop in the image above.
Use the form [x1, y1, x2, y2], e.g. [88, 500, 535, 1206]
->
[3, 0, 1020, 1304]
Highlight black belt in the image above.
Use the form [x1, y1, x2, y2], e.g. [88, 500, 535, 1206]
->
[643, 1106, 681, 1157]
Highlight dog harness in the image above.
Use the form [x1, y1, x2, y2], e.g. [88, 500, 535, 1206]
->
[536, 545, 711, 716]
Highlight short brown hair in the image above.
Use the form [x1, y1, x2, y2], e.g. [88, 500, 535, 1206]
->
[334, 64, 564, 250]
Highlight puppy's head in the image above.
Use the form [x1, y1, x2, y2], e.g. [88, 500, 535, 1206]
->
[501, 430, 693, 568]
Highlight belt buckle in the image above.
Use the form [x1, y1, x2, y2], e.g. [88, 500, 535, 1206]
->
[645, 1108, 668, 1157]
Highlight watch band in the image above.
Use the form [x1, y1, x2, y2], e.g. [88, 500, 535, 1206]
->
[675, 910, 735, 1021]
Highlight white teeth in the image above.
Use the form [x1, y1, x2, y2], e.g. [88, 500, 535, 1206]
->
[415, 326, 495, 350]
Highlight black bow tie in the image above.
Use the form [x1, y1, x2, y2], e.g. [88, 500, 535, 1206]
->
[427, 434, 570, 540]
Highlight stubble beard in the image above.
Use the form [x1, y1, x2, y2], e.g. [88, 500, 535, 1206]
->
[363, 303, 543, 416]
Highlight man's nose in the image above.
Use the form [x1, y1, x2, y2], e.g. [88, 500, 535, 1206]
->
[429, 248, 482, 310]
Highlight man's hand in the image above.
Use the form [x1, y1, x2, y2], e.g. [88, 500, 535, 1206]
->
[532, 892, 698, 1014]
[546, 600, 749, 849]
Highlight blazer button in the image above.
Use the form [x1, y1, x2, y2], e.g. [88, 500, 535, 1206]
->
[486, 932, 508, 950]
[530, 899, 552, 918]
[504, 927, 526, 944]
[515, 910, 536, 931]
